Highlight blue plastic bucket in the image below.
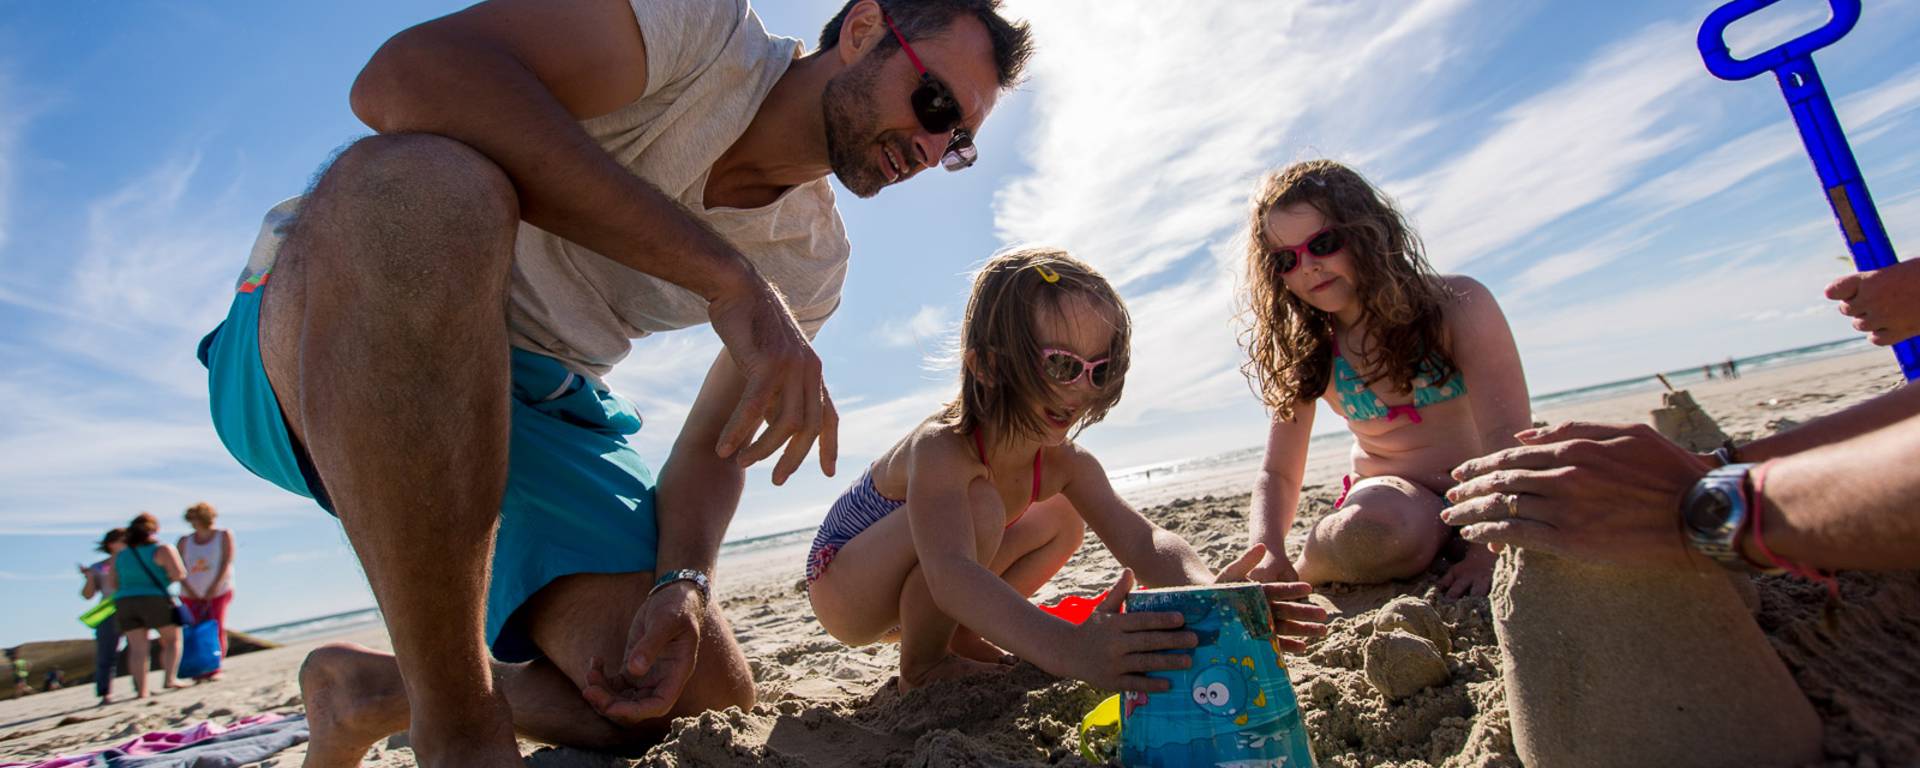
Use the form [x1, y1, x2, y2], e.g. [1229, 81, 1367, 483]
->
[1118, 583, 1316, 767]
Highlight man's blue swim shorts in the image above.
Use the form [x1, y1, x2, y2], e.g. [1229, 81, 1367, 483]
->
[197, 269, 659, 662]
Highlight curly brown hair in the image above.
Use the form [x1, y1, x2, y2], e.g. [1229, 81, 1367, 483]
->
[1238, 160, 1458, 421]
[941, 247, 1130, 443]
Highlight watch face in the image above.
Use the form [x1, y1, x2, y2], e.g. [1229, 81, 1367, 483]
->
[1683, 486, 1735, 535]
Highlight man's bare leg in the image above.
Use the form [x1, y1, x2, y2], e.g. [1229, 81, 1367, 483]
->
[299, 571, 756, 765]
[260, 133, 522, 767]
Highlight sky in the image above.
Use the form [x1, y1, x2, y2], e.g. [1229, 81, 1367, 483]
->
[2, 0, 1917, 646]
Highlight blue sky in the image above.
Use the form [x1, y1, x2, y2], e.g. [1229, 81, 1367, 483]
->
[2, 0, 1917, 646]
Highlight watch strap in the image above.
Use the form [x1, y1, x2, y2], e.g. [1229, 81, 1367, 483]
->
[650, 569, 711, 604]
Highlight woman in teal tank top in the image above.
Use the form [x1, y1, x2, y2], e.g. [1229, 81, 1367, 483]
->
[1238, 161, 1533, 599]
[106, 512, 189, 697]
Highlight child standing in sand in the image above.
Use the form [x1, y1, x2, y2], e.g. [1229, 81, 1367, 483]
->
[806, 248, 1326, 692]
[1238, 160, 1531, 598]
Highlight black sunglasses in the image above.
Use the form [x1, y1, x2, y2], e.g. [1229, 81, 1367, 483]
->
[881, 8, 977, 171]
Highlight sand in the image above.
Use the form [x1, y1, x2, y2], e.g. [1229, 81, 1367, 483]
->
[2, 348, 1916, 767]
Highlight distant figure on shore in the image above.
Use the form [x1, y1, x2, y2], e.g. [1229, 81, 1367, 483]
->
[1702, 364, 1714, 380]
[107, 512, 189, 698]
[81, 527, 129, 704]
[178, 501, 236, 677]
[9, 651, 28, 696]
[1723, 356, 1740, 379]
[1236, 160, 1531, 599]
[42, 668, 64, 691]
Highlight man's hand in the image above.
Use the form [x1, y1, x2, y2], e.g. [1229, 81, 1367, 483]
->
[1214, 545, 1328, 652]
[1442, 422, 1714, 570]
[581, 581, 704, 725]
[1827, 259, 1920, 347]
[705, 277, 839, 485]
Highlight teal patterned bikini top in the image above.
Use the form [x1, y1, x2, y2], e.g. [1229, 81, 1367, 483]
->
[1331, 339, 1465, 424]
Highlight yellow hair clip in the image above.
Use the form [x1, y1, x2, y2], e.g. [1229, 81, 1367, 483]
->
[1033, 265, 1061, 283]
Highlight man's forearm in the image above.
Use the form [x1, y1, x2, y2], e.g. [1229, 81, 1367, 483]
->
[1741, 382, 1920, 462]
[354, 28, 754, 302]
[653, 450, 746, 578]
[1747, 408, 1920, 571]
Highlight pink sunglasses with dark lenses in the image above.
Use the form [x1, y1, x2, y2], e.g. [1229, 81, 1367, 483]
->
[1269, 227, 1344, 274]
[1040, 348, 1113, 388]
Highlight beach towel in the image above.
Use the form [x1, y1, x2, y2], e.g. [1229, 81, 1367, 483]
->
[0, 714, 306, 768]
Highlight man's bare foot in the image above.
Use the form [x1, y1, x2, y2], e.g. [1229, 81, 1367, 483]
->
[948, 628, 1013, 665]
[898, 653, 1012, 693]
[300, 643, 411, 768]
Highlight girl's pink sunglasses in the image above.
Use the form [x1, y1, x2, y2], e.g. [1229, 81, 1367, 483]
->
[1040, 348, 1113, 388]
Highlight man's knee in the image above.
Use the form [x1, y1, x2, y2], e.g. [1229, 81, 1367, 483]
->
[316, 134, 517, 222]
[295, 135, 520, 280]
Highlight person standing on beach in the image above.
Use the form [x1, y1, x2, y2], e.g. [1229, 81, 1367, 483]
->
[194, 0, 1032, 763]
[1236, 161, 1532, 599]
[81, 527, 129, 705]
[106, 512, 190, 698]
[9, 652, 28, 697]
[177, 501, 235, 676]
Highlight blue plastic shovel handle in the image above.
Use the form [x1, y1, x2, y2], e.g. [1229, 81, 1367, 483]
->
[1697, 0, 1919, 379]
[1698, 0, 1859, 82]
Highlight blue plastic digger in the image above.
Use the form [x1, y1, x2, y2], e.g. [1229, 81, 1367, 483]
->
[1698, 0, 1920, 380]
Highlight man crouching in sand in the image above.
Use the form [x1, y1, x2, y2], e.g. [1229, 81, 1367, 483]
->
[194, 0, 1033, 763]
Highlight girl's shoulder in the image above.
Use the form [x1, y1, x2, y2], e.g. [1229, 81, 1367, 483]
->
[893, 415, 985, 472]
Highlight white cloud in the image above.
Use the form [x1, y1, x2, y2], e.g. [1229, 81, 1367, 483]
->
[874, 304, 951, 349]
[1390, 20, 1714, 270]
[995, 0, 1484, 289]
[1622, 63, 1920, 212]
[0, 152, 305, 537]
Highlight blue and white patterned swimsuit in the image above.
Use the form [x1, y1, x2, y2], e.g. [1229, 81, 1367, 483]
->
[805, 468, 907, 583]
[805, 431, 1041, 584]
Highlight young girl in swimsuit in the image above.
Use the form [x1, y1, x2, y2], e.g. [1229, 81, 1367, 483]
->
[807, 247, 1326, 692]
[1239, 160, 1532, 598]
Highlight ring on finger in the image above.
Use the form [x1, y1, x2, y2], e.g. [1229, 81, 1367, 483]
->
[1503, 493, 1521, 519]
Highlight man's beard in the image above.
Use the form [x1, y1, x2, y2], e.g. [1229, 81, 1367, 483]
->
[822, 55, 893, 199]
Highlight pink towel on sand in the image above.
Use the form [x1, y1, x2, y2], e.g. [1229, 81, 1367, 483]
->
[0, 714, 286, 768]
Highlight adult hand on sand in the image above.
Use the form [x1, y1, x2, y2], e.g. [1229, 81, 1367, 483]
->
[1441, 422, 1714, 570]
[1064, 570, 1196, 692]
[1215, 544, 1329, 652]
[1827, 259, 1920, 346]
[581, 581, 704, 725]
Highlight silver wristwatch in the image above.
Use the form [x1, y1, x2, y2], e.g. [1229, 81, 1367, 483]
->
[649, 569, 711, 604]
[1680, 464, 1775, 573]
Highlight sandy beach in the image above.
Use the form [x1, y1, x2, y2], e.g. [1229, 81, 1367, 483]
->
[4, 347, 1917, 767]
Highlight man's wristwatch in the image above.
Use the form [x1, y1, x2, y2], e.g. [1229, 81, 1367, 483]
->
[1680, 464, 1780, 573]
[649, 569, 711, 605]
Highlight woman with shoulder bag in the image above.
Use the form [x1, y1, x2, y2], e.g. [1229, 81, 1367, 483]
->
[106, 512, 189, 697]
